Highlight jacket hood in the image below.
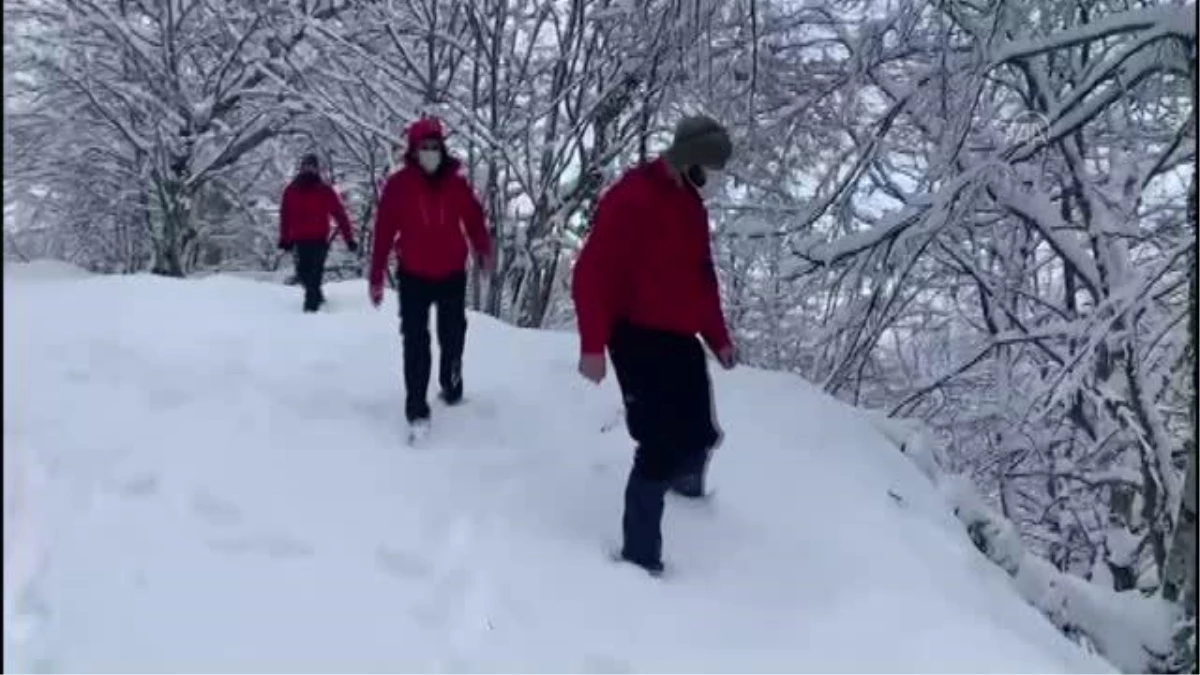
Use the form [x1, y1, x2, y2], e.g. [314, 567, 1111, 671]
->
[290, 171, 324, 190]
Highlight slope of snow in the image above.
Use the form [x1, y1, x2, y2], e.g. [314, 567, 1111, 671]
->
[2, 259, 92, 281]
[3, 267, 1115, 673]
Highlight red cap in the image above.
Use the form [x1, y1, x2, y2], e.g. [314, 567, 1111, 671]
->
[406, 117, 445, 149]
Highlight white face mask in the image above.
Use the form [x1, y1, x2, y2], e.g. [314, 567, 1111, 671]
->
[417, 149, 442, 174]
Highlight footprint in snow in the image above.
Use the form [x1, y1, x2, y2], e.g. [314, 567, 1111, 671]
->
[374, 506, 472, 581]
[307, 359, 340, 374]
[407, 515, 491, 636]
[191, 490, 314, 560]
[409, 566, 474, 628]
[590, 460, 616, 475]
[478, 455, 540, 481]
[111, 472, 160, 500]
[218, 355, 252, 379]
[190, 490, 244, 527]
[11, 585, 51, 643]
[375, 545, 433, 580]
[582, 654, 633, 674]
[359, 399, 398, 423]
[146, 385, 190, 410]
[207, 533, 314, 560]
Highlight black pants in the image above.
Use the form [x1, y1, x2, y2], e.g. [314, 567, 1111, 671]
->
[293, 240, 329, 312]
[398, 269, 468, 422]
[608, 321, 722, 567]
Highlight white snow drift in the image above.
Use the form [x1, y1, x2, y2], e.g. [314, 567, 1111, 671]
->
[3, 263, 1115, 673]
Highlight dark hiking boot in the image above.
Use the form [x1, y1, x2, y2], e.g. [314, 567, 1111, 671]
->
[439, 362, 463, 405]
[614, 549, 666, 577]
[622, 470, 667, 574]
[670, 472, 706, 499]
[439, 384, 464, 406]
[303, 291, 321, 313]
[405, 399, 432, 425]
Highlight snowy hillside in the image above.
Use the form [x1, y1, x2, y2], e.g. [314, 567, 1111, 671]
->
[4, 264, 1115, 673]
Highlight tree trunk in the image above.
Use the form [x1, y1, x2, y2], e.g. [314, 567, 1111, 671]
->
[1161, 171, 1200, 605]
[151, 184, 193, 277]
[1162, 443, 1196, 606]
[1159, 168, 1197, 674]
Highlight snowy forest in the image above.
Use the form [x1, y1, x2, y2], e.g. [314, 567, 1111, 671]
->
[3, 0, 1197, 670]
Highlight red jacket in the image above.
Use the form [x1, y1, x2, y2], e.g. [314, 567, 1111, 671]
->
[279, 176, 355, 245]
[369, 120, 491, 285]
[572, 158, 731, 355]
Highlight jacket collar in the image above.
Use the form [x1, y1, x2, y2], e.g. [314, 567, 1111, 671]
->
[648, 156, 702, 201]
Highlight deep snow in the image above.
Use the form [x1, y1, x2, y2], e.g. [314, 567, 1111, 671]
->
[3, 264, 1115, 673]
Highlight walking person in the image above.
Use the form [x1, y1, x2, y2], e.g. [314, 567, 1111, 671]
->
[572, 115, 737, 576]
[368, 117, 493, 442]
[278, 153, 358, 312]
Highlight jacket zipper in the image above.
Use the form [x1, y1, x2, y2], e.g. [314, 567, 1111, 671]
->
[415, 180, 449, 247]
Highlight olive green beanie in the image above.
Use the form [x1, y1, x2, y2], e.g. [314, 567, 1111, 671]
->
[664, 115, 733, 171]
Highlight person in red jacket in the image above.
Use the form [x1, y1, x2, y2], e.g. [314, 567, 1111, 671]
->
[572, 115, 736, 576]
[368, 117, 493, 436]
[278, 153, 358, 312]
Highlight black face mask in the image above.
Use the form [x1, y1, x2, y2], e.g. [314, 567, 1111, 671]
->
[685, 165, 707, 188]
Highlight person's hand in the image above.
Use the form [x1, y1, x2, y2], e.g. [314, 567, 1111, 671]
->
[717, 345, 737, 370]
[369, 282, 384, 308]
[578, 353, 606, 384]
[346, 239, 359, 253]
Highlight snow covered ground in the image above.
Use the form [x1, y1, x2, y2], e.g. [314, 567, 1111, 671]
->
[3, 263, 1116, 673]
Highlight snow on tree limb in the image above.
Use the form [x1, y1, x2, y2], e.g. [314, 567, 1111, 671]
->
[870, 414, 1180, 673]
[989, 5, 1195, 66]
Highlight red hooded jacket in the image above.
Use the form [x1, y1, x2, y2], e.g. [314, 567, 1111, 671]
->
[369, 118, 492, 285]
[571, 157, 731, 355]
[278, 175, 355, 245]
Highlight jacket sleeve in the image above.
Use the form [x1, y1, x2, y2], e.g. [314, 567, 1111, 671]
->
[278, 186, 294, 245]
[458, 177, 492, 259]
[327, 186, 355, 244]
[571, 181, 634, 355]
[698, 231, 732, 354]
[368, 178, 398, 288]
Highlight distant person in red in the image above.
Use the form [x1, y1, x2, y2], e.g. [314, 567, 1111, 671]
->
[278, 153, 358, 312]
[572, 115, 736, 576]
[368, 117, 493, 438]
